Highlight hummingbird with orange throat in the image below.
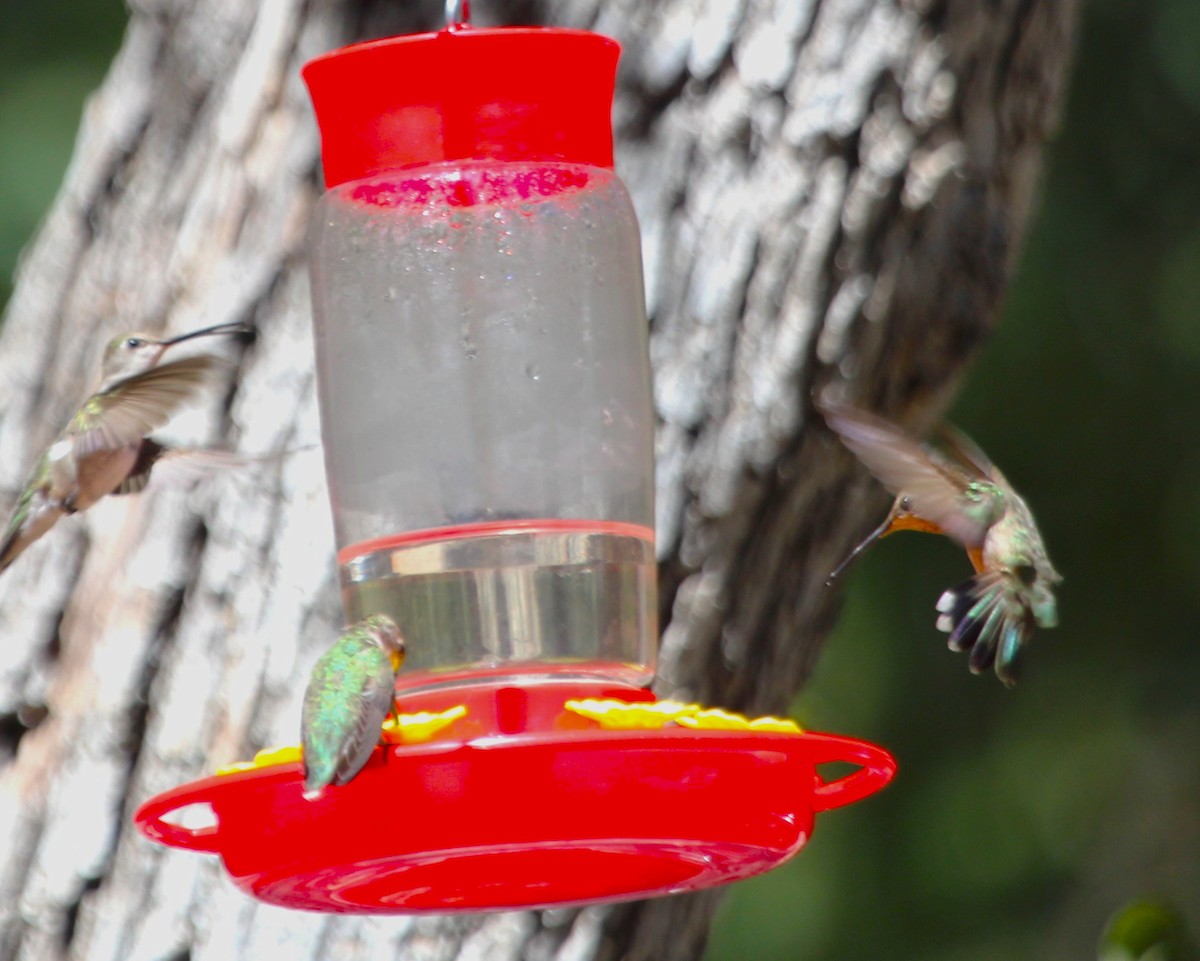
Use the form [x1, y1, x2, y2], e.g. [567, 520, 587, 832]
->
[819, 401, 1061, 686]
[0, 320, 250, 575]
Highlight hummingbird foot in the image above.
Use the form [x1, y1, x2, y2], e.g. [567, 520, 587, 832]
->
[377, 705, 400, 747]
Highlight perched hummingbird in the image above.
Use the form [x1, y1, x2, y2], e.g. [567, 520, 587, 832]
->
[819, 401, 1061, 686]
[301, 614, 406, 795]
[0, 321, 249, 575]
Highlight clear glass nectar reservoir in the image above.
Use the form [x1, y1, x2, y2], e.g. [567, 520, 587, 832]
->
[303, 30, 656, 690]
[310, 163, 653, 541]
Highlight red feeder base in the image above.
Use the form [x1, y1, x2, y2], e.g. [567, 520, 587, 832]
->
[134, 681, 895, 913]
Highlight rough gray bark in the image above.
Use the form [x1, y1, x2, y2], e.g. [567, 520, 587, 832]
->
[0, 1, 1077, 960]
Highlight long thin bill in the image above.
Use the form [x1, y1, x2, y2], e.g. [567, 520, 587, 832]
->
[161, 321, 253, 346]
[826, 512, 896, 585]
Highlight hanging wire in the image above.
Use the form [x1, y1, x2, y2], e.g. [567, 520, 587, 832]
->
[445, 0, 470, 29]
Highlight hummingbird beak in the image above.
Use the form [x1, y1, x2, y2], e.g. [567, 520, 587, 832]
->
[826, 512, 896, 585]
[159, 321, 254, 348]
[826, 496, 947, 585]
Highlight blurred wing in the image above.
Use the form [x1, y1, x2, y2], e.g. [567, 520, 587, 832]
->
[332, 650, 397, 787]
[111, 440, 165, 495]
[820, 404, 992, 547]
[69, 355, 225, 458]
[113, 444, 258, 496]
[301, 665, 336, 792]
[935, 423, 1015, 488]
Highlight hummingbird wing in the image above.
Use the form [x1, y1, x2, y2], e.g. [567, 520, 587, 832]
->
[111, 440, 167, 495]
[67, 355, 225, 459]
[331, 647, 398, 787]
[113, 445, 305, 495]
[302, 642, 396, 794]
[820, 403, 1001, 548]
[935, 424, 997, 479]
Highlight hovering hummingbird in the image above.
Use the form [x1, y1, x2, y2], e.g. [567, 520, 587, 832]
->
[819, 401, 1061, 686]
[301, 613, 406, 795]
[0, 321, 250, 575]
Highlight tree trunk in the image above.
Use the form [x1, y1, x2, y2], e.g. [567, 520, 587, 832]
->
[0, 0, 1077, 959]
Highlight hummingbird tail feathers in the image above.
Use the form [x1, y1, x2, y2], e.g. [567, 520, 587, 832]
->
[0, 534, 18, 575]
[935, 571, 1032, 687]
[0, 498, 65, 577]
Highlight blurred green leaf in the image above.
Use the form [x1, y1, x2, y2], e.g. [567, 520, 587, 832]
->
[0, 0, 124, 311]
[1151, 2, 1200, 117]
[1100, 900, 1198, 961]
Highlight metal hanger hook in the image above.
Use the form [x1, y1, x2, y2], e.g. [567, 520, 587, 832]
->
[445, 0, 470, 29]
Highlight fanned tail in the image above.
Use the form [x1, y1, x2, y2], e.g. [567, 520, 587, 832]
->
[935, 571, 1033, 686]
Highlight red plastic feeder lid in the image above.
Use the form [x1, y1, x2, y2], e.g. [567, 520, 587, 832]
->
[302, 27, 620, 188]
[135, 681, 896, 913]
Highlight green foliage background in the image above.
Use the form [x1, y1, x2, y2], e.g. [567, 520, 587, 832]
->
[1, 1, 1196, 958]
[0, 2, 126, 308]
[709, 1, 1200, 957]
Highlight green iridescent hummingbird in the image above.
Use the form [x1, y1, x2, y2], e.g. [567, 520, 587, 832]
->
[301, 614, 406, 795]
[819, 401, 1061, 686]
[0, 321, 249, 575]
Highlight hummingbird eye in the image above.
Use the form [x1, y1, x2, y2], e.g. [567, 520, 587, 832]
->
[125, 337, 144, 349]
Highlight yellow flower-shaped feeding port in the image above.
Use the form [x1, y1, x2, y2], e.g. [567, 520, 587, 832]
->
[216, 745, 302, 777]
[380, 705, 467, 745]
[564, 699, 700, 730]
[214, 705, 468, 776]
[564, 698, 801, 734]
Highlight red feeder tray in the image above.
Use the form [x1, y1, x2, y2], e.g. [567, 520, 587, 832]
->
[135, 681, 895, 913]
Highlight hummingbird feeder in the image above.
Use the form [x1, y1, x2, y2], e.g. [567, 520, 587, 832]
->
[135, 9, 896, 913]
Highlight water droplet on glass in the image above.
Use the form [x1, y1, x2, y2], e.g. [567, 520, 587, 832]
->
[385, 286, 397, 301]
[525, 364, 540, 381]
